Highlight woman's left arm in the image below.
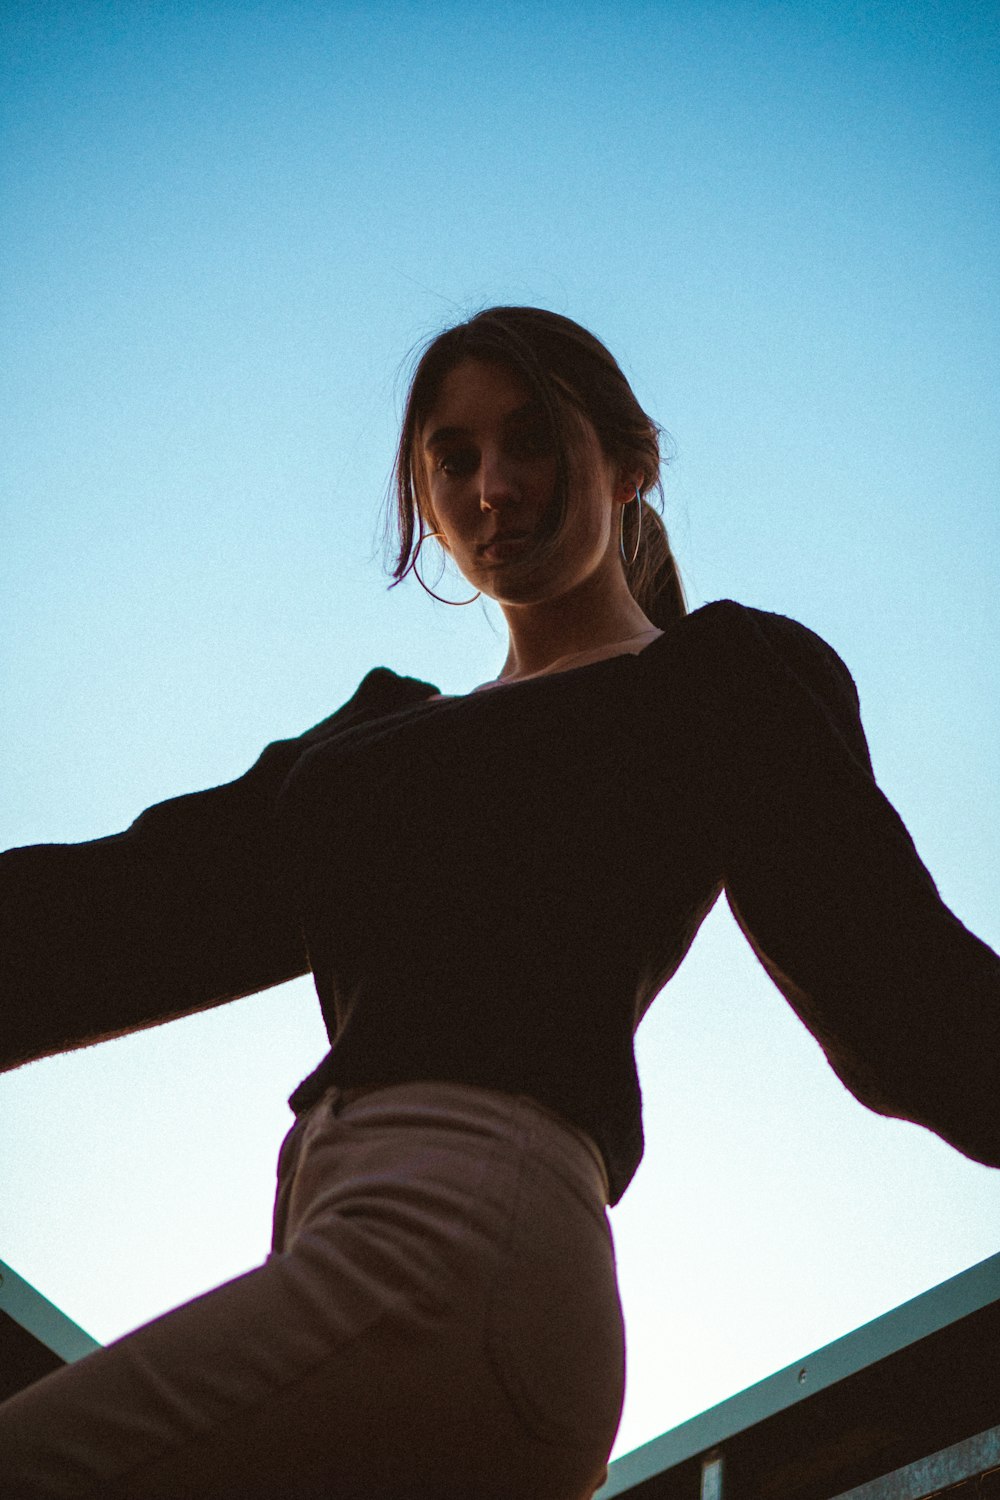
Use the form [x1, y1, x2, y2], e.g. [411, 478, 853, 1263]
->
[707, 603, 1000, 1167]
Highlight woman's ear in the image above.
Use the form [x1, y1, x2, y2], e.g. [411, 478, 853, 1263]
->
[615, 470, 642, 505]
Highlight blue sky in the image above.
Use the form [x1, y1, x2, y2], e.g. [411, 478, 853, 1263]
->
[2, 0, 998, 1461]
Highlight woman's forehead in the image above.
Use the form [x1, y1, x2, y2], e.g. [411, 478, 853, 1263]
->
[422, 358, 533, 428]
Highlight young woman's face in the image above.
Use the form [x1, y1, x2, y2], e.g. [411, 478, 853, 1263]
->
[419, 358, 627, 608]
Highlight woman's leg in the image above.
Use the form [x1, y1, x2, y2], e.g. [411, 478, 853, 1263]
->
[0, 1084, 624, 1499]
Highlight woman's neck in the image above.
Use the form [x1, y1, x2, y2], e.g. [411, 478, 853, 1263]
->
[501, 628, 662, 684]
[495, 589, 657, 684]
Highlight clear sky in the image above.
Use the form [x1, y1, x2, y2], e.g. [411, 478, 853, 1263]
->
[2, 0, 998, 1464]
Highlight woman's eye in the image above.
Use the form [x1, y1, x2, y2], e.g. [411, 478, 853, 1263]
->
[437, 448, 478, 477]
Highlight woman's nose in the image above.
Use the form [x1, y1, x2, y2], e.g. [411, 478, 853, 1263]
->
[478, 450, 518, 512]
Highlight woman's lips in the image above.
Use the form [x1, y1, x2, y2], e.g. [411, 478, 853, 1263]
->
[479, 532, 530, 562]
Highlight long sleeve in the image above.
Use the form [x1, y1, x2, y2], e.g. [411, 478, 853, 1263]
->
[0, 733, 312, 1072]
[701, 602, 1000, 1168]
[0, 667, 440, 1074]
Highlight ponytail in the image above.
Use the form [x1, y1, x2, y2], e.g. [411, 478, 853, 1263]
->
[623, 496, 687, 629]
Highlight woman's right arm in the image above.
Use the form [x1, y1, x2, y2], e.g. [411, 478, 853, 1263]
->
[0, 734, 311, 1072]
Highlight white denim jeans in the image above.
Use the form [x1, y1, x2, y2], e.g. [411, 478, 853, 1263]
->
[0, 1081, 625, 1499]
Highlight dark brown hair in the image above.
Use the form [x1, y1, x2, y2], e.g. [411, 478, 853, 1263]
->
[387, 306, 686, 628]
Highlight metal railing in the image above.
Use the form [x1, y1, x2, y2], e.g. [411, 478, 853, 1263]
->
[599, 1251, 1000, 1500]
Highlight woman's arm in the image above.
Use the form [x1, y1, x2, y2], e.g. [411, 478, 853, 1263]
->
[0, 667, 438, 1073]
[0, 734, 311, 1072]
[701, 602, 999, 1167]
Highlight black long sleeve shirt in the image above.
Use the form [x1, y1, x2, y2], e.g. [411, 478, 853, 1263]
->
[3, 602, 998, 1202]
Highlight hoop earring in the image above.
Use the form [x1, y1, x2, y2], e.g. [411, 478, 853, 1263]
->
[621, 487, 642, 567]
[410, 531, 481, 607]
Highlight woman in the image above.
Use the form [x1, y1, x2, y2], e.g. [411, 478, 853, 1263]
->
[1, 306, 997, 1499]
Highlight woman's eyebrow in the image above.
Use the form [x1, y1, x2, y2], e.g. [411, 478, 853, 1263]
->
[423, 400, 545, 454]
[423, 424, 467, 451]
[504, 399, 546, 429]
